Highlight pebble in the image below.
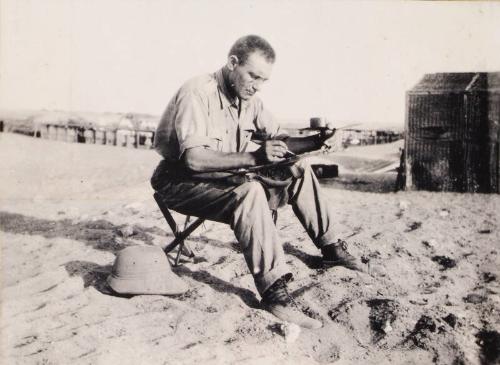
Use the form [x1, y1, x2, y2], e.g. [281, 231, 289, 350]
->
[463, 293, 486, 304]
[439, 209, 450, 217]
[279, 323, 301, 343]
[118, 225, 135, 238]
[399, 201, 410, 210]
[442, 313, 457, 328]
[383, 321, 393, 333]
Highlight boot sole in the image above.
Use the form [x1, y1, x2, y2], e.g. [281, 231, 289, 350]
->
[322, 258, 363, 272]
[262, 304, 323, 330]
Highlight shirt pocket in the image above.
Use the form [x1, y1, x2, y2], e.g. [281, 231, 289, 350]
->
[207, 129, 223, 151]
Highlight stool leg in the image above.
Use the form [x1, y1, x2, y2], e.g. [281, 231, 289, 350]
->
[180, 216, 194, 257]
[173, 216, 194, 266]
[154, 192, 203, 264]
[174, 239, 184, 266]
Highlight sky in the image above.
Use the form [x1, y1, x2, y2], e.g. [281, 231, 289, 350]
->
[1, 0, 499, 128]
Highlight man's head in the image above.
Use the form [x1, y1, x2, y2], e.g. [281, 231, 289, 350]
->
[225, 35, 275, 101]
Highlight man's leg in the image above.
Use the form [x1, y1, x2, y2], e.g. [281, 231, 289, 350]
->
[152, 170, 322, 329]
[287, 159, 363, 270]
[152, 175, 290, 295]
[287, 159, 337, 247]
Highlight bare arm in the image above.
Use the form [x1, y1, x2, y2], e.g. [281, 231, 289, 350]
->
[183, 148, 256, 172]
[183, 140, 289, 173]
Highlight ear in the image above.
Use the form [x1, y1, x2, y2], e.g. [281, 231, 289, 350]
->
[227, 55, 239, 71]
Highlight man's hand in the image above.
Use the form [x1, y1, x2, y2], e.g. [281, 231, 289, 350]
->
[252, 140, 288, 164]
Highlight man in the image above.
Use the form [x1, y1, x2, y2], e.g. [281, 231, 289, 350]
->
[151, 35, 363, 329]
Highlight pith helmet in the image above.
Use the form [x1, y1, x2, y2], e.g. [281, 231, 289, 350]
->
[107, 245, 188, 295]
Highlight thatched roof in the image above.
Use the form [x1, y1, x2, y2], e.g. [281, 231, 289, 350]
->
[410, 72, 500, 94]
[29, 111, 160, 131]
[31, 111, 90, 128]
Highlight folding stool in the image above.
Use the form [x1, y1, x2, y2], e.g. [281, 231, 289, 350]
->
[154, 191, 278, 266]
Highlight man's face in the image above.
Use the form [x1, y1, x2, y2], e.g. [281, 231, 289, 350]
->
[227, 51, 273, 101]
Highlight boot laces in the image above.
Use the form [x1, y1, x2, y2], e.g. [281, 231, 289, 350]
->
[264, 278, 300, 309]
[336, 239, 348, 251]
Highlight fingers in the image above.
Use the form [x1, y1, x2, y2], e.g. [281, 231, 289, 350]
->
[260, 140, 288, 162]
[265, 140, 287, 154]
[268, 140, 288, 149]
[268, 156, 285, 163]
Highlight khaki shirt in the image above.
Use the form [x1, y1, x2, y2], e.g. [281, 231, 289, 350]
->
[154, 68, 283, 161]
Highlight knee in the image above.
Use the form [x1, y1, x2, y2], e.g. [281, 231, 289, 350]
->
[236, 181, 267, 203]
[150, 160, 169, 191]
[233, 181, 271, 211]
[296, 157, 313, 171]
[231, 181, 273, 228]
[290, 158, 314, 179]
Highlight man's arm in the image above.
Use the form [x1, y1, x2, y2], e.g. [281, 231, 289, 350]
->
[183, 139, 289, 173]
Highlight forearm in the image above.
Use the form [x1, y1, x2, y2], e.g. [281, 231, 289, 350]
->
[183, 148, 257, 172]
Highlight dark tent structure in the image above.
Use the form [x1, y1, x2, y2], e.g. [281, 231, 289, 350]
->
[405, 72, 500, 193]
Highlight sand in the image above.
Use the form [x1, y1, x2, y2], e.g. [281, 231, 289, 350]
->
[1, 133, 499, 365]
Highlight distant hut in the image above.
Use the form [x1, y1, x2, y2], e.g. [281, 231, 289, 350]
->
[87, 112, 122, 146]
[116, 114, 136, 147]
[2, 113, 35, 136]
[133, 113, 159, 148]
[66, 119, 79, 143]
[32, 111, 69, 141]
[405, 72, 500, 193]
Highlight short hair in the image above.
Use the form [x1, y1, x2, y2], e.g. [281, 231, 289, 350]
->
[229, 35, 276, 65]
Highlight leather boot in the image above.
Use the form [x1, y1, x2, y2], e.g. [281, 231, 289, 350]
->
[321, 239, 364, 271]
[261, 277, 322, 330]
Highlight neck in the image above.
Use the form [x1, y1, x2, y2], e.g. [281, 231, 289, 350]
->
[221, 66, 238, 101]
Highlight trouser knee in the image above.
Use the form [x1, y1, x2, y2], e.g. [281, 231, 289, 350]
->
[289, 158, 315, 179]
[235, 181, 269, 209]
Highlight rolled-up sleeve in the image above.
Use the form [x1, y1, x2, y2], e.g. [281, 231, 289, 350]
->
[175, 90, 213, 158]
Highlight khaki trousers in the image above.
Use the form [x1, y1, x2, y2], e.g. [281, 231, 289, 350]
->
[151, 159, 337, 295]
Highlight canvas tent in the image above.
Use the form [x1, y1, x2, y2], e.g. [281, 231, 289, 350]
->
[405, 72, 500, 193]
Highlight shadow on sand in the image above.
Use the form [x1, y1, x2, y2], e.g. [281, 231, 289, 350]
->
[1, 211, 257, 303]
[174, 265, 260, 308]
[64, 260, 122, 296]
[0, 211, 161, 253]
[283, 242, 323, 270]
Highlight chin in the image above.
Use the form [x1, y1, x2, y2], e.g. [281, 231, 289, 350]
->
[240, 93, 254, 101]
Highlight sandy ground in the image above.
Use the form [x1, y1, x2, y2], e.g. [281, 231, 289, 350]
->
[1, 133, 499, 365]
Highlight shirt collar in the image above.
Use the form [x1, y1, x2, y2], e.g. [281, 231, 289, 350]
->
[215, 68, 251, 112]
[214, 68, 255, 131]
[215, 68, 237, 110]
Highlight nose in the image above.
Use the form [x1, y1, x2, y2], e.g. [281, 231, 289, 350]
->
[252, 81, 262, 92]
